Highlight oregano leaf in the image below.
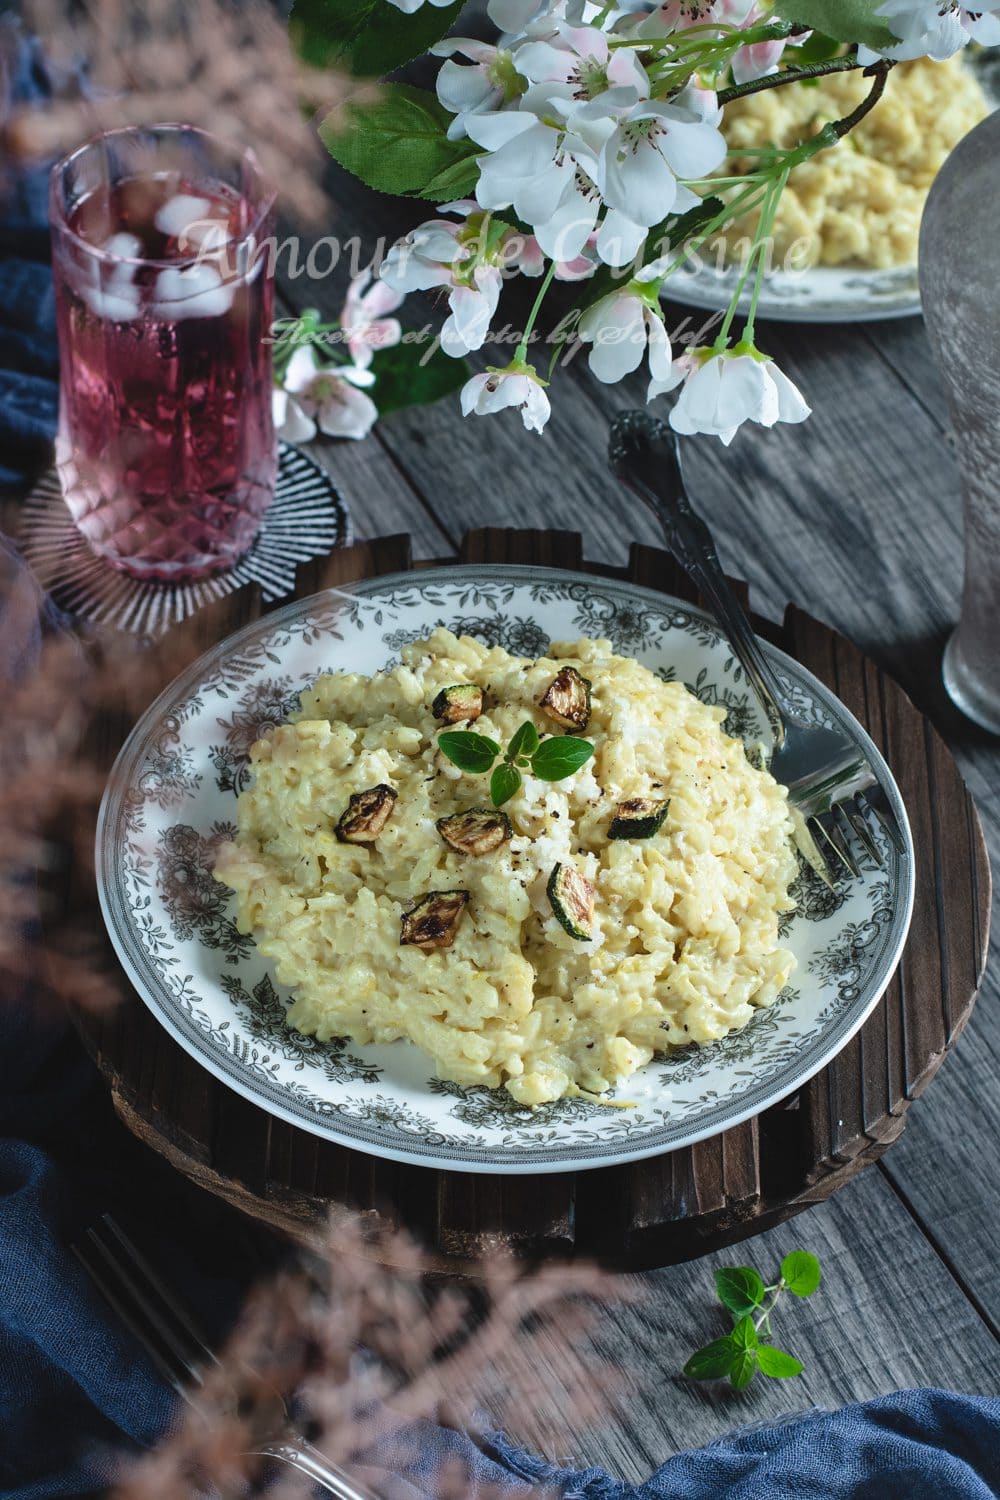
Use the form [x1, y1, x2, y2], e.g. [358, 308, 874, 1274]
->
[757, 1345, 804, 1379]
[730, 1316, 759, 1351]
[507, 721, 540, 764]
[531, 737, 595, 781]
[437, 731, 500, 775]
[729, 1348, 758, 1391]
[682, 1338, 736, 1382]
[490, 762, 522, 807]
[781, 1251, 822, 1298]
[715, 1267, 766, 1319]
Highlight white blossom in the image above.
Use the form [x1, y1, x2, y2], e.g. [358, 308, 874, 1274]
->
[578, 277, 672, 384]
[649, 344, 810, 444]
[514, 21, 650, 102]
[380, 206, 503, 358]
[460, 364, 552, 433]
[274, 346, 378, 443]
[341, 270, 403, 369]
[861, 0, 1000, 59]
[430, 37, 513, 140]
[385, 0, 454, 11]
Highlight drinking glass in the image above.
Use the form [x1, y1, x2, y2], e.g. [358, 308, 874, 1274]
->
[49, 125, 277, 581]
[920, 109, 1000, 734]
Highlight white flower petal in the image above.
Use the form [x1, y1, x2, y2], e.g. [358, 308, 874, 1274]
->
[284, 345, 320, 393]
[464, 110, 540, 152]
[579, 292, 647, 383]
[272, 387, 317, 443]
[604, 132, 677, 227]
[437, 60, 496, 114]
[595, 207, 647, 267]
[645, 310, 672, 384]
[533, 185, 600, 261]
[766, 362, 811, 424]
[316, 381, 379, 440]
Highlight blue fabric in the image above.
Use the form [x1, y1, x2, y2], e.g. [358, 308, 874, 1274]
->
[0, 23, 59, 493]
[1, 24, 999, 1500]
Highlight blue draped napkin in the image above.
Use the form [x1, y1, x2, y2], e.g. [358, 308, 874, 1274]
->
[1, 23, 999, 1500]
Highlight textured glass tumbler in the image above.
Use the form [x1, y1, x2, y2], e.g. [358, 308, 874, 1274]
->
[50, 125, 277, 581]
[920, 110, 1000, 734]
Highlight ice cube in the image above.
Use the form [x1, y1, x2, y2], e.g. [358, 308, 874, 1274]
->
[79, 239, 142, 321]
[151, 263, 234, 319]
[102, 232, 142, 261]
[154, 194, 213, 239]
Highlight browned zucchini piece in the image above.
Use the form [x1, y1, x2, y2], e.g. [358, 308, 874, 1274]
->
[335, 784, 397, 844]
[608, 797, 669, 840]
[432, 683, 484, 723]
[437, 807, 512, 856]
[540, 666, 591, 731]
[546, 862, 595, 942]
[400, 890, 469, 950]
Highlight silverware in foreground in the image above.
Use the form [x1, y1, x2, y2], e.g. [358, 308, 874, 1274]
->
[608, 409, 905, 883]
[71, 1213, 380, 1500]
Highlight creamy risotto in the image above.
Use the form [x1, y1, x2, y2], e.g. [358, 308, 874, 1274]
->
[718, 56, 988, 269]
[214, 630, 798, 1106]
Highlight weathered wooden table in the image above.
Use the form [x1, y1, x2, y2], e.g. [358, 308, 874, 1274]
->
[234, 155, 1000, 1474]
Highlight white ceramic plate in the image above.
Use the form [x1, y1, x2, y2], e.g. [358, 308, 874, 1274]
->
[665, 261, 921, 325]
[97, 566, 915, 1174]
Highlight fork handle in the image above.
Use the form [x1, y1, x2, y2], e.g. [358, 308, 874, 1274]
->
[252, 1437, 381, 1500]
[609, 411, 787, 748]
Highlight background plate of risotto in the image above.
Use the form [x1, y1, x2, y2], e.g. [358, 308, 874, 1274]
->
[667, 56, 990, 324]
[97, 568, 914, 1173]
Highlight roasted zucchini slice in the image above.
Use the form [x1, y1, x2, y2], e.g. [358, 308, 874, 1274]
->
[608, 797, 670, 840]
[400, 890, 470, 950]
[436, 807, 512, 856]
[432, 683, 484, 723]
[540, 666, 591, 731]
[546, 862, 595, 942]
[335, 784, 397, 844]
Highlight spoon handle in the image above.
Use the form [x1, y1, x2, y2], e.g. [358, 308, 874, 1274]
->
[608, 410, 787, 747]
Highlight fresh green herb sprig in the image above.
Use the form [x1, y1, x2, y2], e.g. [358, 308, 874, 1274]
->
[683, 1250, 821, 1392]
[438, 719, 594, 808]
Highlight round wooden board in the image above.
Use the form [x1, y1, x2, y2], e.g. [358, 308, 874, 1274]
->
[72, 528, 991, 1273]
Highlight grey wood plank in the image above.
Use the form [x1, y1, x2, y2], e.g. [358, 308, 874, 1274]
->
[482, 1169, 1000, 1484]
[273, 160, 1000, 1429]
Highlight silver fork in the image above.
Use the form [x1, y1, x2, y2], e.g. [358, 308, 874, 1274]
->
[72, 1213, 380, 1500]
[608, 409, 905, 882]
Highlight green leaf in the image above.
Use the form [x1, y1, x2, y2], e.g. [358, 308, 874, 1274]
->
[319, 85, 474, 198]
[781, 1251, 822, 1298]
[772, 0, 897, 51]
[367, 341, 468, 419]
[729, 1348, 758, 1391]
[730, 1316, 759, 1351]
[419, 150, 483, 204]
[757, 1345, 805, 1379]
[437, 731, 500, 775]
[531, 737, 595, 782]
[290, 0, 465, 76]
[715, 1267, 766, 1320]
[792, 29, 844, 62]
[507, 721, 540, 764]
[490, 762, 522, 807]
[682, 1338, 736, 1382]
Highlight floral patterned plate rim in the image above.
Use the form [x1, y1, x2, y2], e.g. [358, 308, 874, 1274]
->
[96, 565, 915, 1174]
[664, 261, 921, 325]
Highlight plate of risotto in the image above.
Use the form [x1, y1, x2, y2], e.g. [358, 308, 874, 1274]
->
[668, 55, 991, 323]
[97, 567, 914, 1173]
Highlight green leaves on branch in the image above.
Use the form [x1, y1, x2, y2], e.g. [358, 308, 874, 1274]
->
[319, 85, 480, 198]
[366, 341, 468, 418]
[773, 0, 897, 51]
[290, 0, 464, 77]
[683, 1251, 820, 1392]
[438, 718, 594, 807]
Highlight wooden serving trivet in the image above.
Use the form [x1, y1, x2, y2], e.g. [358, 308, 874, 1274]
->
[73, 529, 991, 1273]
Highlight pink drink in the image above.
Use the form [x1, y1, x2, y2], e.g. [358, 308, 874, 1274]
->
[50, 127, 277, 581]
